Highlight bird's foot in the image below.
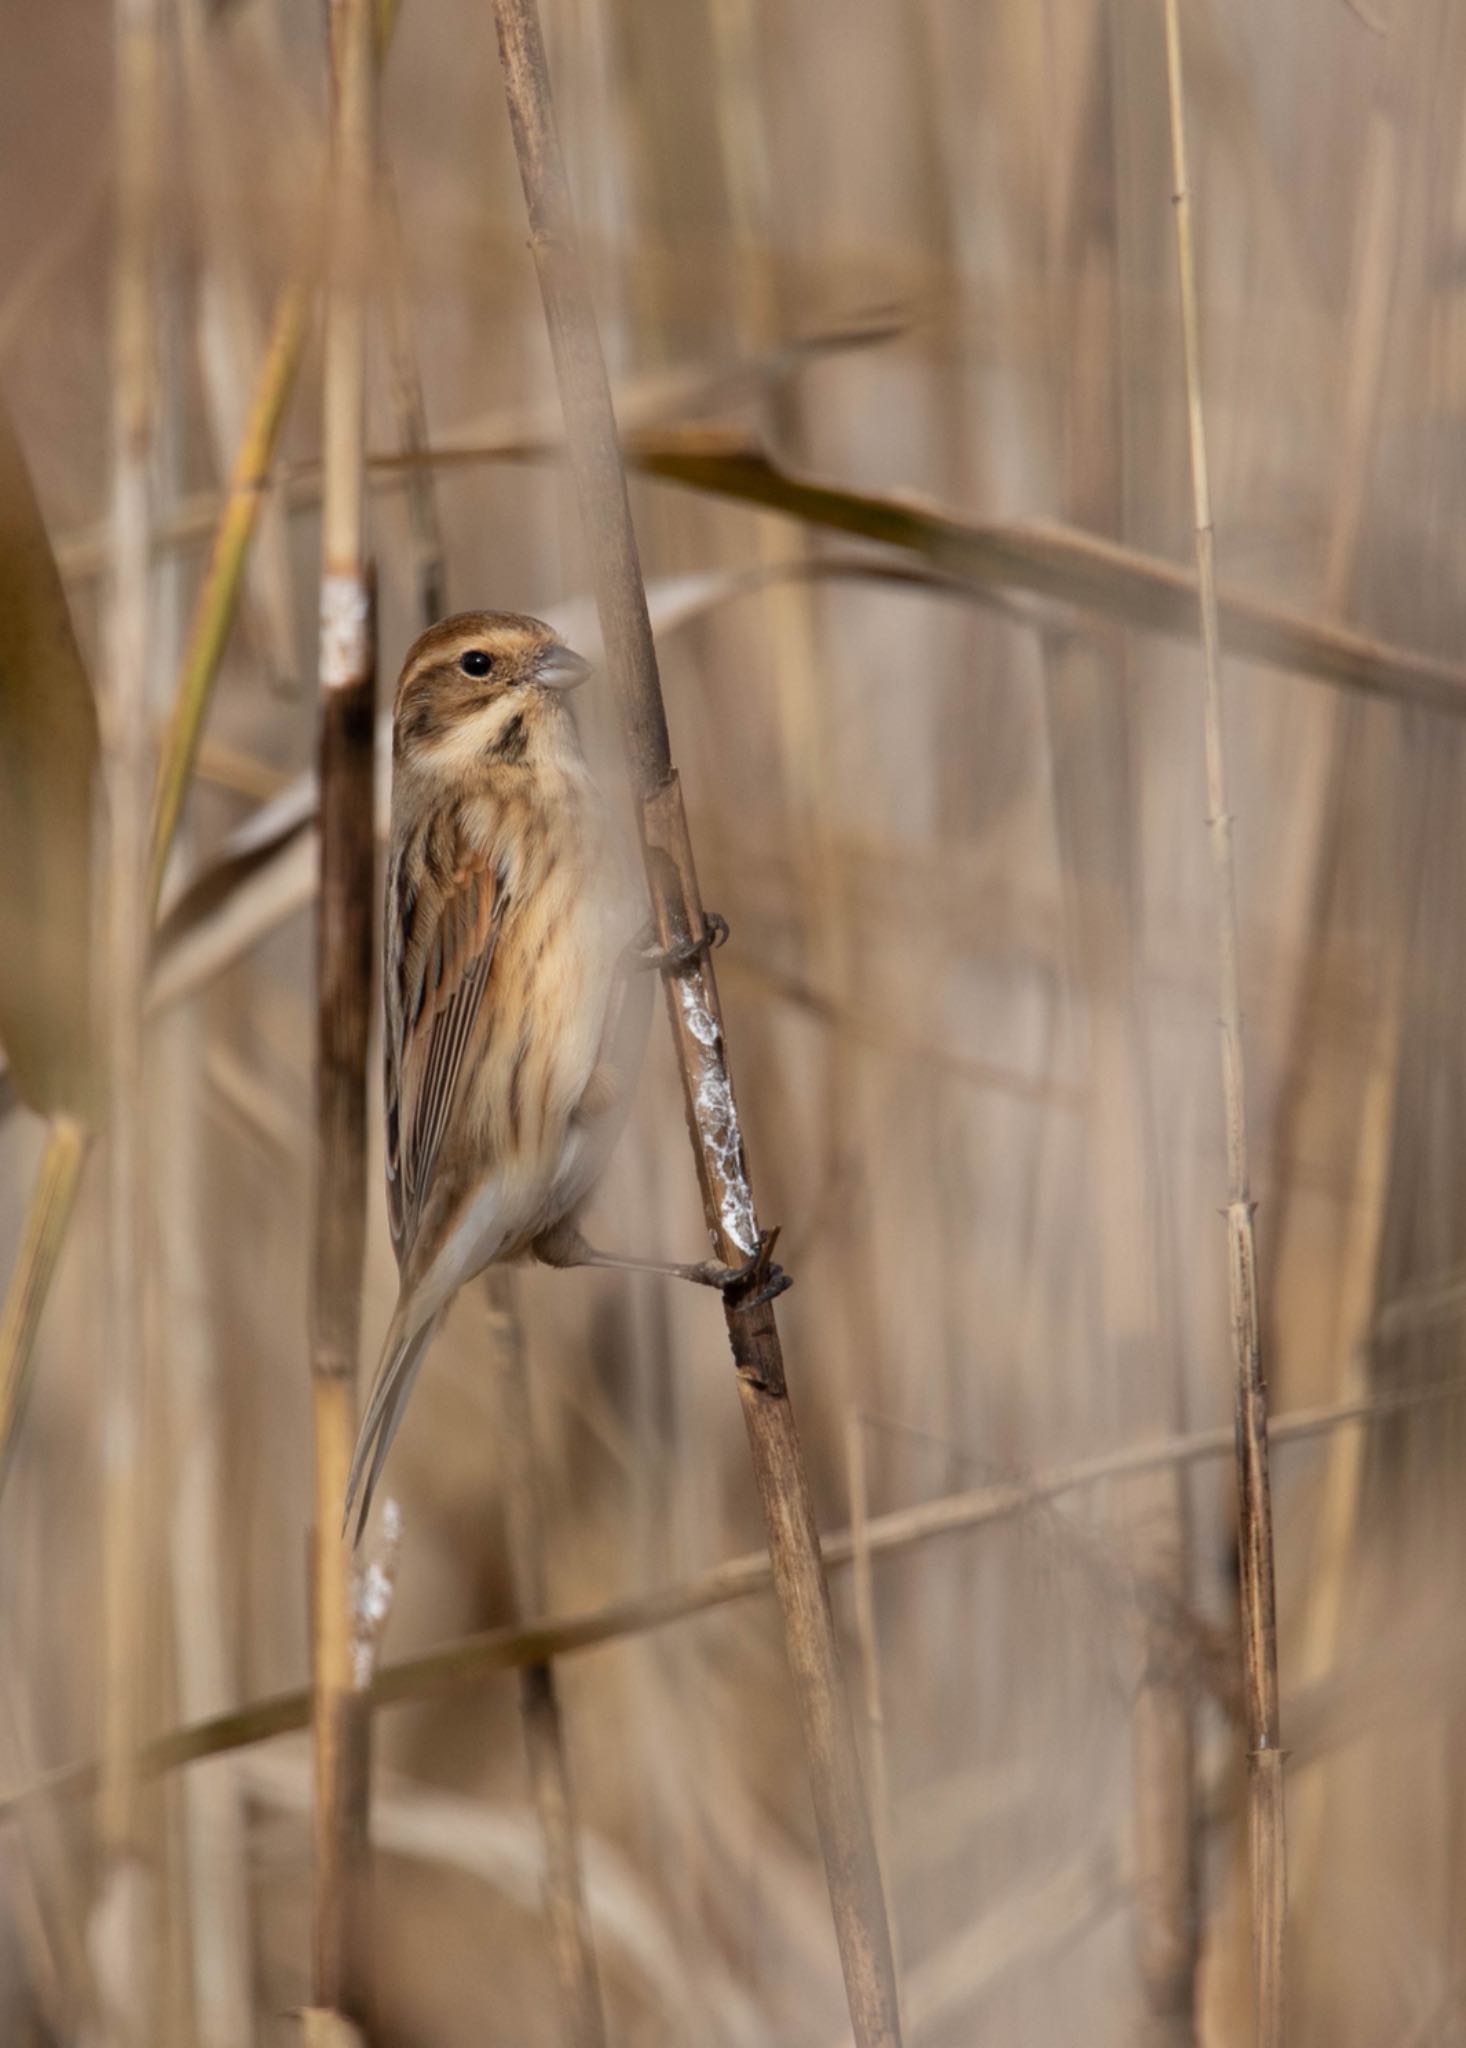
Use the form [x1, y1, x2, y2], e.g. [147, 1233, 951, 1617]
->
[631, 912, 729, 975]
[537, 1223, 790, 1306]
[683, 1228, 791, 1309]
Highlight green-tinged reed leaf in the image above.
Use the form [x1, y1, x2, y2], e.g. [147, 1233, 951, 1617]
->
[0, 392, 99, 1118]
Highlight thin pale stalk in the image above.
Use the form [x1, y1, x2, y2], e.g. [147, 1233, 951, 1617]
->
[151, 198, 255, 2048]
[487, 1278, 607, 2048]
[1040, 8, 1197, 2032]
[310, 0, 376, 2019]
[845, 1411, 902, 1999]
[0, 1366, 1458, 1822]
[96, 0, 163, 2039]
[178, 0, 299, 694]
[377, 160, 447, 625]
[1162, 5, 1285, 2039]
[489, 5, 901, 2040]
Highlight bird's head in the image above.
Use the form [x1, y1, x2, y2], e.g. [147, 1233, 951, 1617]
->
[392, 610, 592, 772]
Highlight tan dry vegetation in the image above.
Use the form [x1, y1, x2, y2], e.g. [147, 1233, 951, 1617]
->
[2, 0, 1466, 2043]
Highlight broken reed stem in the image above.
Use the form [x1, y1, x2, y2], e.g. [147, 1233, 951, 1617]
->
[487, 1279, 607, 2048]
[310, 0, 376, 2017]
[96, 0, 163, 2038]
[489, 4, 902, 2041]
[0, 1367, 1455, 1822]
[1162, 5, 1285, 2040]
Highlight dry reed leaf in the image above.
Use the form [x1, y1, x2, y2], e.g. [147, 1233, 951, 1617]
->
[0, 393, 98, 1117]
[630, 429, 1466, 715]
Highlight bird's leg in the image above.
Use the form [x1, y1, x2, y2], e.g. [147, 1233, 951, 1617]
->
[628, 911, 729, 975]
[533, 1222, 790, 1306]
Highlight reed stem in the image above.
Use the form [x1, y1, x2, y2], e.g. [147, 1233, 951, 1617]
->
[489, 4, 903, 2039]
[0, 1367, 1454, 1824]
[1161, 5, 1286, 2038]
[487, 1277, 608, 2048]
[310, 0, 377, 2016]
[95, 0, 163, 2037]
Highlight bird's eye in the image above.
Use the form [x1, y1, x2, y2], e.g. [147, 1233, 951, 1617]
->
[459, 649, 494, 679]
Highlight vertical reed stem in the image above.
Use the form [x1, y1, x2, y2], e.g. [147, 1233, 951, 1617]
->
[311, 0, 376, 2017]
[378, 164, 448, 626]
[487, 1276, 608, 2048]
[490, 7, 902, 2041]
[1041, 10, 1198, 2034]
[1161, 6, 1285, 2040]
[97, 0, 162, 2039]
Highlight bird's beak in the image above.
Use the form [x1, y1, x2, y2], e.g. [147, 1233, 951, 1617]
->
[534, 643, 593, 691]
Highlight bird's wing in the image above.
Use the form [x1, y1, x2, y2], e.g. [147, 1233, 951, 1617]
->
[384, 823, 504, 1262]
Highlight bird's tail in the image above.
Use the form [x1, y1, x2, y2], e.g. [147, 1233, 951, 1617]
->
[344, 1297, 442, 1546]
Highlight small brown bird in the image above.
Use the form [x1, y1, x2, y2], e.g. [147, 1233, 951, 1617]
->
[344, 610, 770, 1540]
[344, 611, 646, 1536]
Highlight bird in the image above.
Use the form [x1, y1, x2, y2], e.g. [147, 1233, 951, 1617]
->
[343, 610, 772, 1543]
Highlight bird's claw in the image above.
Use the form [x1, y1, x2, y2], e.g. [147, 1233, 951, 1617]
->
[635, 912, 729, 975]
[704, 1228, 791, 1309]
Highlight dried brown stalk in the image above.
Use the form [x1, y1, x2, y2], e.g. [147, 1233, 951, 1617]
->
[489, 3, 902, 2040]
[310, 0, 376, 2018]
[487, 1277, 608, 2048]
[0, 1367, 1457, 1826]
[1162, 4, 1285, 2039]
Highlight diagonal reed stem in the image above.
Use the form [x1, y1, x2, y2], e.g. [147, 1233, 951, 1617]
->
[1, 1369, 1454, 1829]
[1162, 4, 1286, 2040]
[148, 279, 310, 913]
[489, 4, 902, 2041]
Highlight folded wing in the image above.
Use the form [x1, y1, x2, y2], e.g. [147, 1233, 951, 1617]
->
[384, 822, 505, 1267]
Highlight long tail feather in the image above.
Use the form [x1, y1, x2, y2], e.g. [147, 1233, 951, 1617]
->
[344, 1301, 441, 1545]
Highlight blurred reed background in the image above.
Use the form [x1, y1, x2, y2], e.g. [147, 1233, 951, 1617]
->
[2, 0, 1465, 2042]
